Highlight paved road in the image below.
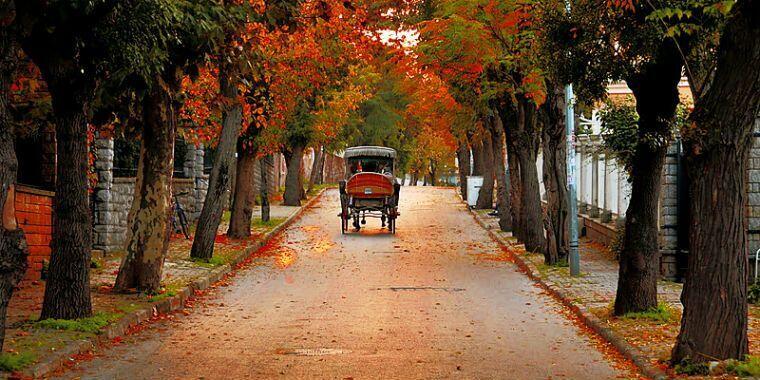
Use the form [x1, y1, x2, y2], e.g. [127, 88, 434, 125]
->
[60, 188, 633, 379]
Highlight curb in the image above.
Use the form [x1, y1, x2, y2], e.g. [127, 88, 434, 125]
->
[464, 198, 669, 380]
[26, 188, 329, 379]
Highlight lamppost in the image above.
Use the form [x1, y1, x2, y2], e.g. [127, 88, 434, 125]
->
[566, 86, 580, 276]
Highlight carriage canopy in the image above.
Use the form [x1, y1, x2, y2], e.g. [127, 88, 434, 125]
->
[344, 146, 397, 160]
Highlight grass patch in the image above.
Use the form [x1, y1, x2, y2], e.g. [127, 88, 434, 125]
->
[536, 260, 575, 278]
[0, 351, 36, 372]
[307, 183, 335, 196]
[252, 217, 285, 229]
[221, 210, 231, 223]
[728, 356, 760, 378]
[749, 280, 760, 304]
[146, 282, 184, 302]
[35, 312, 120, 334]
[191, 255, 229, 268]
[115, 302, 142, 314]
[620, 302, 675, 323]
[675, 359, 710, 376]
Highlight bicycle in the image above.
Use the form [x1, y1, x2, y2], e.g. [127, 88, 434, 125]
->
[171, 191, 191, 240]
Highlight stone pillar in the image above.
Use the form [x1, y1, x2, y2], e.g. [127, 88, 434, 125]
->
[193, 144, 208, 220]
[577, 146, 585, 212]
[576, 149, 582, 206]
[92, 137, 115, 253]
[183, 141, 197, 178]
[601, 155, 613, 223]
[659, 142, 680, 280]
[617, 167, 631, 225]
[590, 152, 600, 218]
[607, 158, 620, 216]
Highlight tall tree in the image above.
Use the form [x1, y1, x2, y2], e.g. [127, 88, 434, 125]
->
[114, 71, 181, 293]
[191, 42, 245, 260]
[0, 0, 28, 349]
[456, 139, 470, 199]
[474, 129, 495, 209]
[672, 0, 760, 363]
[113, 0, 227, 292]
[491, 111, 513, 231]
[541, 84, 568, 264]
[227, 138, 258, 238]
[499, 95, 546, 253]
[614, 39, 683, 314]
[15, 0, 173, 319]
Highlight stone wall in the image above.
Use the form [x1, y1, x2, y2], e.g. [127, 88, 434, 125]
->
[748, 118, 760, 278]
[659, 142, 680, 280]
[92, 137, 209, 253]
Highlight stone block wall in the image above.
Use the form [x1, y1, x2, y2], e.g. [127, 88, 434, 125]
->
[748, 118, 760, 278]
[92, 137, 209, 253]
[659, 142, 680, 280]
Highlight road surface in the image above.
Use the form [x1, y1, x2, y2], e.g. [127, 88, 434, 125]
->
[59, 187, 634, 379]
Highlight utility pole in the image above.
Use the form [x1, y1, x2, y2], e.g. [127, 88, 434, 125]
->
[566, 85, 580, 276]
[564, 0, 580, 277]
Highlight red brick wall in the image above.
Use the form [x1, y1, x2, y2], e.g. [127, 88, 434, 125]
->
[14, 186, 54, 281]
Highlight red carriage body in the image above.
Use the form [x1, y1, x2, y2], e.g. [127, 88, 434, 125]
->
[339, 146, 400, 234]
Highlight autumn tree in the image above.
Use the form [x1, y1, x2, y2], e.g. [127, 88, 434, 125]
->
[418, 0, 548, 252]
[14, 0, 176, 319]
[191, 1, 264, 261]
[672, 0, 760, 363]
[0, 0, 28, 349]
[114, 1, 229, 293]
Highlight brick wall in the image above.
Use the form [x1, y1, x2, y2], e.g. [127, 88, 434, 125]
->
[14, 185, 54, 281]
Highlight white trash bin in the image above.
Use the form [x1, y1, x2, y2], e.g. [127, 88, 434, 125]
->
[466, 176, 483, 207]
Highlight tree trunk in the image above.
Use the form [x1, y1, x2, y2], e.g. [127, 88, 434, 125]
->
[307, 146, 323, 192]
[430, 160, 438, 186]
[40, 83, 93, 319]
[492, 113, 512, 232]
[227, 143, 257, 238]
[614, 40, 683, 315]
[475, 130, 495, 209]
[672, 0, 759, 362]
[410, 171, 418, 186]
[541, 85, 569, 264]
[316, 151, 325, 185]
[190, 57, 243, 261]
[506, 100, 545, 253]
[456, 140, 471, 200]
[516, 145, 546, 253]
[260, 155, 272, 222]
[114, 74, 178, 293]
[283, 144, 305, 206]
[506, 136, 523, 241]
[0, 24, 28, 349]
[472, 138, 485, 176]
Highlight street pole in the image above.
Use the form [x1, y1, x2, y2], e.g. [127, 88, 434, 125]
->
[566, 84, 580, 276]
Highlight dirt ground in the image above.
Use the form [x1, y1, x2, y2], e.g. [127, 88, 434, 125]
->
[57, 187, 639, 379]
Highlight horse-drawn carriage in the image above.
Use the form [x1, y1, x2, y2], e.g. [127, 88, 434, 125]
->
[339, 146, 400, 234]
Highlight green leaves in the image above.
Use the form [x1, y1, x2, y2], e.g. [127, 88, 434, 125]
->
[645, 0, 731, 37]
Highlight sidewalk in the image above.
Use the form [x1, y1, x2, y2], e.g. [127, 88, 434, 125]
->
[0, 194, 320, 378]
[472, 209, 760, 379]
